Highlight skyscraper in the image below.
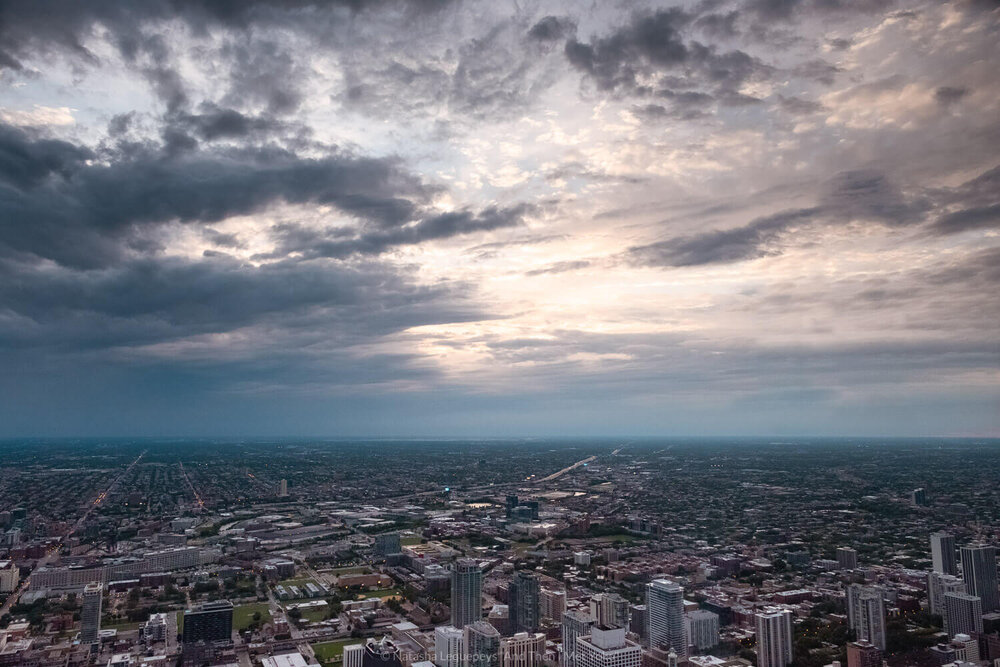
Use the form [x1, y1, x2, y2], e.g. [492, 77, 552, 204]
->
[452, 558, 483, 628]
[837, 547, 858, 570]
[344, 644, 365, 667]
[960, 544, 999, 612]
[575, 626, 641, 667]
[927, 572, 966, 616]
[466, 621, 502, 667]
[435, 625, 465, 667]
[374, 532, 402, 558]
[182, 600, 234, 644]
[562, 609, 595, 667]
[540, 589, 566, 622]
[590, 593, 629, 630]
[499, 632, 546, 667]
[943, 592, 984, 637]
[509, 570, 541, 634]
[847, 585, 886, 651]
[81, 582, 102, 644]
[628, 605, 647, 645]
[646, 579, 686, 657]
[279, 479, 288, 496]
[931, 532, 958, 575]
[846, 641, 882, 667]
[755, 607, 793, 667]
[686, 610, 720, 652]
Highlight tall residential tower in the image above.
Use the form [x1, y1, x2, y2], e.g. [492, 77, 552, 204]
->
[452, 559, 484, 628]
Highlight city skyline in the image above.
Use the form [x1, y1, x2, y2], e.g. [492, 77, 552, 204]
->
[0, 436, 997, 666]
[1, 1, 998, 437]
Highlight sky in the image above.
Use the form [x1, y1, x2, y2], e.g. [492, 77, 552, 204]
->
[0, 0, 997, 438]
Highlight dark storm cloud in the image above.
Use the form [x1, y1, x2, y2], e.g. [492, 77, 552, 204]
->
[0, 0, 455, 71]
[0, 122, 436, 268]
[0, 0, 457, 116]
[169, 104, 296, 142]
[221, 40, 305, 115]
[563, 8, 772, 112]
[0, 254, 475, 351]
[267, 204, 537, 260]
[0, 124, 94, 189]
[528, 16, 576, 42]
[934, 86, 969, 106]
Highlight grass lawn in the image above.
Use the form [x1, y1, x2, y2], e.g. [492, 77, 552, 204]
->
[297, 606, 330, 623]
[400, 536, 423, 546]
[312, 638, 363, 665]
[102, 620, 142, 631]
[278, 577, 317, 588]
[276, 578, 322, 598]
[355, 588, 400, 599]
[176, 611, 184, 634]
[329, 566, 370, 575]
[233, 602, 272, 630]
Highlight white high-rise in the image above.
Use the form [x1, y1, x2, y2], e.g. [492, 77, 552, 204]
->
[755, 607, 793, 667]
[847, 585, 886, 651]
[435, 626, 465, 667]
[931, 532, 958, 575]
[646, 579, 686, 657]
[81, 582, 103, 644]
[343, 644, 364, 667]
[499, 632, 546, 667]
[541, 589, 566, 622]
[686, 610, 720, 652]
[575, 626, 641, 667]
[927, 572, 965, 616]
[452, 558, 483, 628]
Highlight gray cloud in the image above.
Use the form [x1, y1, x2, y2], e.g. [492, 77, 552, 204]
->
[339, 15, 569, 122]
[0, 254, 475, 351]
[528, 16, 576, 42]
[266, 204, 537, 260]
[524, 260, 592, 277]
[626, 207, 820, 267]
[563, 8, 773, 117]
[776, 95, 825, 115]
[0, 122, 433, 268]
[820, 169, 928, 226]
[622, 168, 935, 268]
[221, 39, 305, 115]
[934, 86, 969, 106]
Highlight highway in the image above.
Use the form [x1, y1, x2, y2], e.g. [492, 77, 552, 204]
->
[535, 455, 596, 483]
[0, 450, 146, 616]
